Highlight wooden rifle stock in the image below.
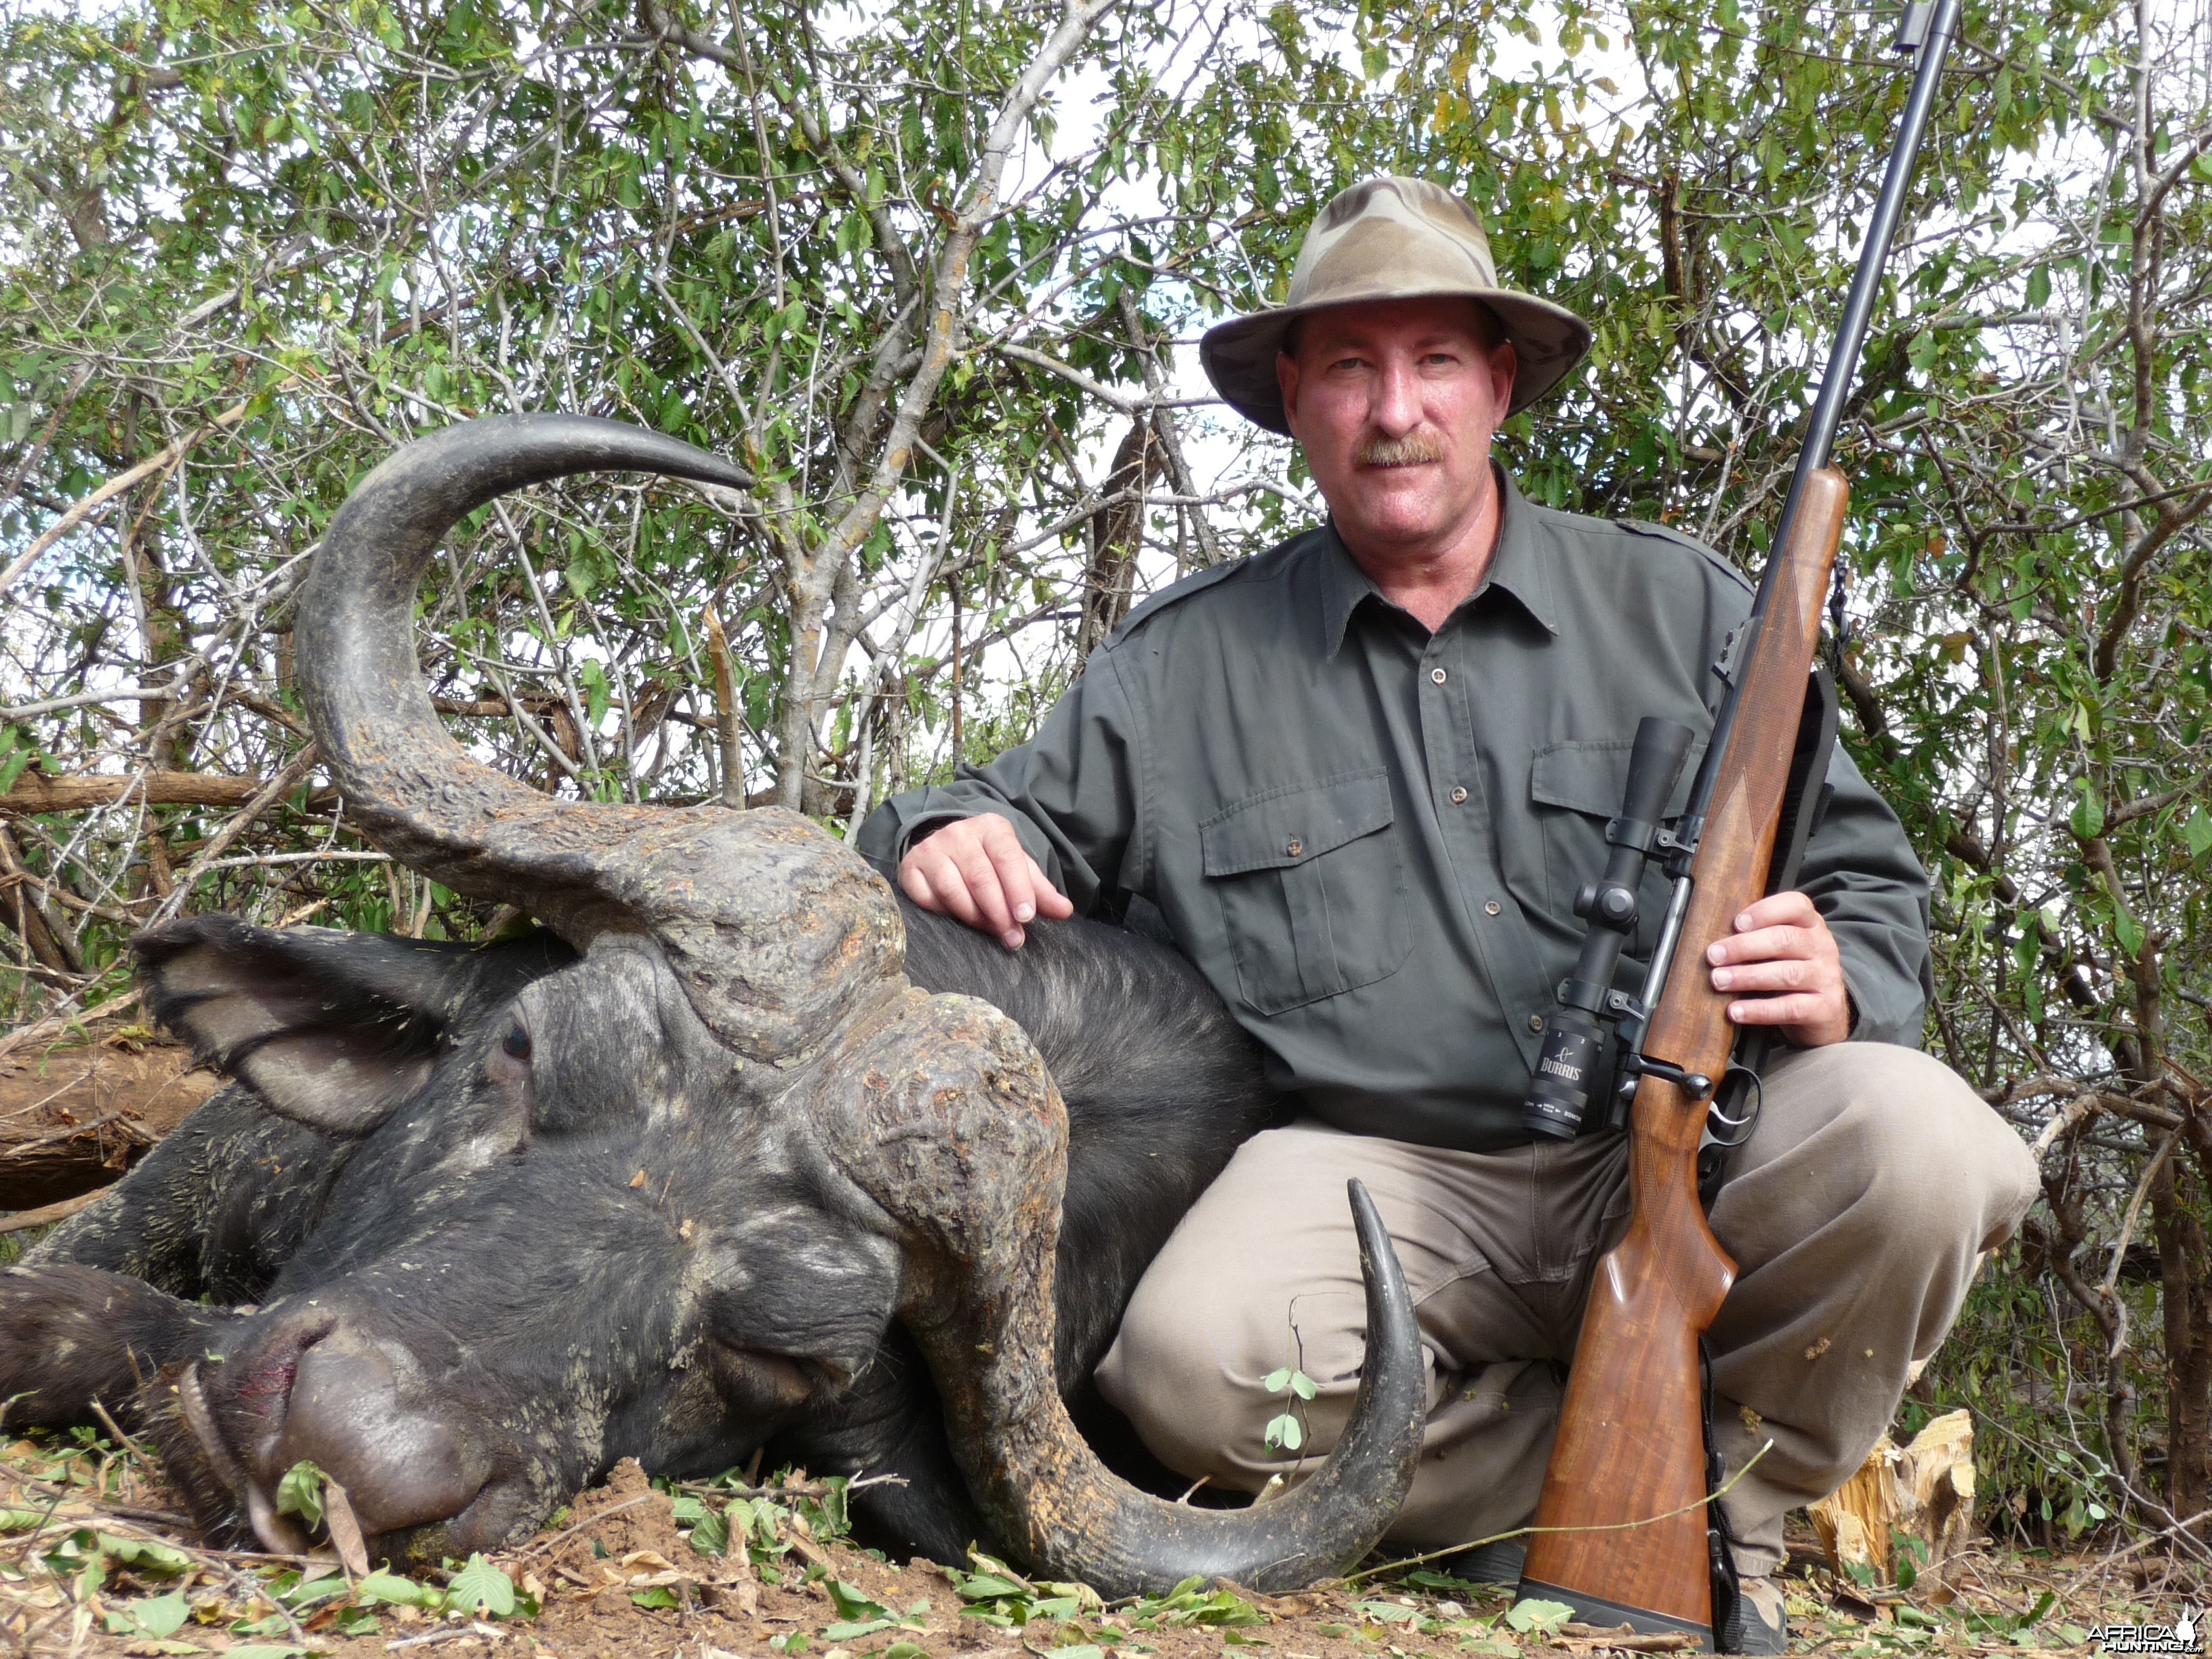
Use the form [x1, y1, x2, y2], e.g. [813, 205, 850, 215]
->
[1519, 468, 1851, 1641]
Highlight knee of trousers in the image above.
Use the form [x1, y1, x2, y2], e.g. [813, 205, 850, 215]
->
[1095, 1275, 1385, 1488]
[1725, 1043, 2041, 1263]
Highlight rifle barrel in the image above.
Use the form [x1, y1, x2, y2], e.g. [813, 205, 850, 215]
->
[1678, 0, 1961, 834]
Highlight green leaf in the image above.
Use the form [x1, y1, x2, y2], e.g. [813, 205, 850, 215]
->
[97, 1534, 191, 1574]
[277, 1570, 350, 1610]
[357, 1570, 444, 1608]
[0, 726, 31, 794]
[2184, 806, 2212, 858]
[578, 658, 611, 726]
[111, 1587, 192, 1637]
[2026, 264, 2051, 307]
[1263, 1412, 1303, 1450]
[1355, 1599, 1425, 1622]
[827, 1580, 895, 1622]
[447, 1553, 518, 1618]
[687, 1507, 731, 1557]
[633, 1585, 682, 1608]
[2070, 783, 2106, 839]
[1504, 1598, 1576, 1633]
[275, 1460, 325, 1528]
[955, 1571, 1030, 1600]
[1288, 1370, 1317, 1400]
[1261, 1366, 1292, 1392]
[824, 1618, 897, 1639]
[2114, 908, 2144, 959]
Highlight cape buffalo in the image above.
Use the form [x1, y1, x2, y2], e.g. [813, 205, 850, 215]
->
[0, 415, 1424, 1595]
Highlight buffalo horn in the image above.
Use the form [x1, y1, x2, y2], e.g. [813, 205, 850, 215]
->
[291, 415, 903, 1061]
[811, 987, 1427, 1596]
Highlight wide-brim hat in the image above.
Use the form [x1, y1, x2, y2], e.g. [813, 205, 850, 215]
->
[1200, 176, 1594, 434]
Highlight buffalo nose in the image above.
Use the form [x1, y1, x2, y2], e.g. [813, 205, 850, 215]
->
[272, 1325, 491, 1536]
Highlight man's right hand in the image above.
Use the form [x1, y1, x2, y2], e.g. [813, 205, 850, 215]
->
[898, 815, 1074, 949]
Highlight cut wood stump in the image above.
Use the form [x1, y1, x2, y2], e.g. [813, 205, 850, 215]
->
[0, 1036, 217, 1210]
[1809, 1408, 1978, 1584]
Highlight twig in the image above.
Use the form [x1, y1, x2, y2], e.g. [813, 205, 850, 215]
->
[513, 1492, 657, 1557]
[2031, 1090, 2103, 1156]
[0, 686, 178, 722]
[0, 987, 143, 1066]
[151, 743, 321, 922]
[2098, 1126, 2180, 1306]
[0, 401, 253, 602]
[703, 601, 745, 808]
[2100, 1508, 2212, 1566]
[0, 1108, 131, 1160]
[85, 1399, 147, 1463]
[1343, 1441, 1776, 1584]
[386, 1624, 509, 1648]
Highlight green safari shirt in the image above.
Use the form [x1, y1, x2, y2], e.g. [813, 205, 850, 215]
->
[857, 469, 1934, 1151]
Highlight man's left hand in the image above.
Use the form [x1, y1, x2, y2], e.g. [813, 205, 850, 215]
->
[1705, 890, 1852, 1048]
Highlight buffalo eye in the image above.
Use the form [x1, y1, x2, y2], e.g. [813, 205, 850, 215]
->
[487, 1020, 535, 1097]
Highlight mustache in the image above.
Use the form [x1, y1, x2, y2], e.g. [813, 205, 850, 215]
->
[1356, 434, 1446, 467]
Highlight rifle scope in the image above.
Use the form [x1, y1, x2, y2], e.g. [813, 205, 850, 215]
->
[1523, 716, 1696, 1139]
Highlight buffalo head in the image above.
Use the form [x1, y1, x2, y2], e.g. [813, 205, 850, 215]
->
[101, 415, 1424, 1593]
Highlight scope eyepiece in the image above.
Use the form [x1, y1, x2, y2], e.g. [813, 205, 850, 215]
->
[1524, 1008, 1605, 1140]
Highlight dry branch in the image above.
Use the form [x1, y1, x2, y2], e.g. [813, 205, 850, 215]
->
[0, 769, 339, 816]
[0, 1185, 103, 1234]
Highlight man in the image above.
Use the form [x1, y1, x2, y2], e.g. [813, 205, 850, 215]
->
[857, 177, 2037, 1653]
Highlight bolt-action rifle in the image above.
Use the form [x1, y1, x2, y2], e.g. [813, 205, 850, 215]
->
[1510, 0, 1963, 1645]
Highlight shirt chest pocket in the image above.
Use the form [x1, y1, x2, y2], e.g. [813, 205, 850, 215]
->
[1200, 770, 1410, 1016]
[1530, 737, 1706, 962]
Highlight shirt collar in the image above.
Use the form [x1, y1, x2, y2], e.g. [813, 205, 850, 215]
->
[1316, 465, 1559, 658]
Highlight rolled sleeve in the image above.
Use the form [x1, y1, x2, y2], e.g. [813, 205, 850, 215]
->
[855, 648, 1143, 916]
[1798, 743, 1934, 1048]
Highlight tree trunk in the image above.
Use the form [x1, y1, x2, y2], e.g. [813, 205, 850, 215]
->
[2154, 1149, 2212, 1532]
[1076, 415, 1160, 661]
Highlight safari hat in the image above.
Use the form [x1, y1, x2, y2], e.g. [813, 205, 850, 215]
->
[1200, 176, 1593, 434]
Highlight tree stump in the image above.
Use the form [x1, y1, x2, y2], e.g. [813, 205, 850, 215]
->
[1809, 1408, 1978, 1583]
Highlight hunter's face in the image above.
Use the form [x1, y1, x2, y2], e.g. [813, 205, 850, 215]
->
[1277, 297, 1517, 569]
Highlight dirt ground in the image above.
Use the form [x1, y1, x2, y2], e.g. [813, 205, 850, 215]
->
[0, 1437, 2195, 1659]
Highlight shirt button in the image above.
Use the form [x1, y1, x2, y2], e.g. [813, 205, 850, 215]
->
[1529, 1013, 1547, 1033]
[1484, 899, 1502, 916]
[1450, 786, 1469, 804]
[1285, 838, 1303, 857]
[1431, 667, 1448, 684]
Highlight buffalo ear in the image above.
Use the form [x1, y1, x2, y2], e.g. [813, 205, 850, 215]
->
[132, 916, 568, 1136]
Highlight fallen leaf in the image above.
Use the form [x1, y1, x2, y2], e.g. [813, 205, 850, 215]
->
[322, 1477, 371, 1578]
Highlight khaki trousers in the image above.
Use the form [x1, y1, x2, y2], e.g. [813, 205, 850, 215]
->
[1094, 1042, 2041, 1576]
